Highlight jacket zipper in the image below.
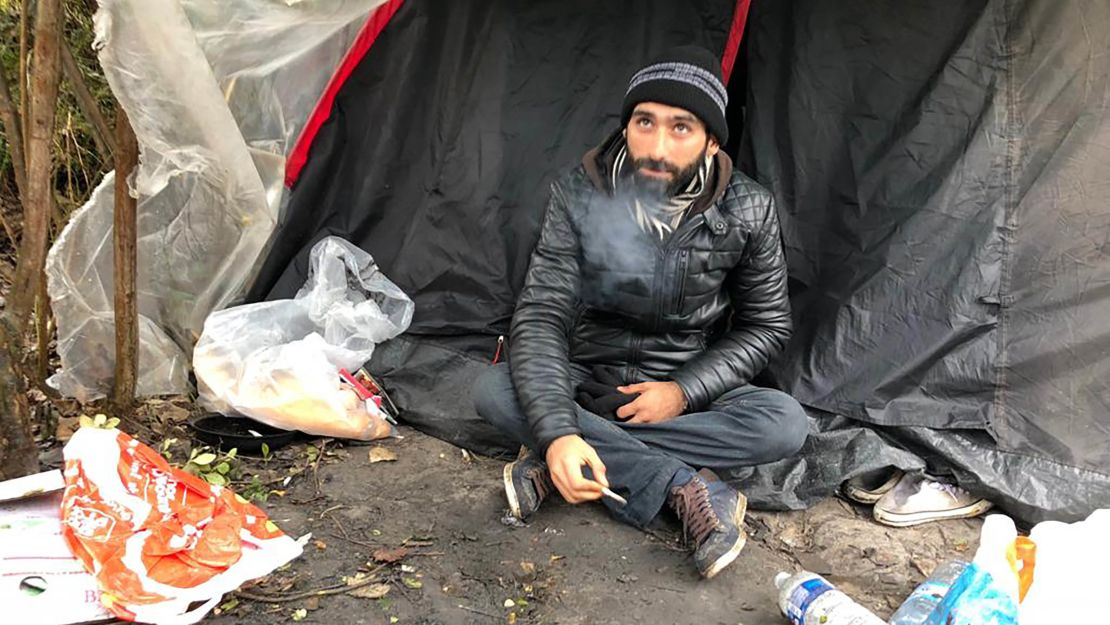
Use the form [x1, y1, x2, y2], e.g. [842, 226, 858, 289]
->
[671, 248, 689, 314]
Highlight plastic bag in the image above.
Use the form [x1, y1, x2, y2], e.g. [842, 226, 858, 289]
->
[1020, 508, 1108, 624]
[61, 427, 303, 624]
[194, 237, 413, 440]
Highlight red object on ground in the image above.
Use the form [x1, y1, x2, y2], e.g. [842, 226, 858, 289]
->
[60, 427, 302, 624]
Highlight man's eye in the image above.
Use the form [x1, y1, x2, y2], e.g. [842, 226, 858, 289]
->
[674, 124, 690, 134]
[637, 118, 652, 128]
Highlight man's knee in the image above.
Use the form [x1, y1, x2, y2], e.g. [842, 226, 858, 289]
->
[758, 392, 809, 461]
[472, 363, 518, 426]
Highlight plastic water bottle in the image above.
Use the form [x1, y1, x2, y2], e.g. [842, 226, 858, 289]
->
[774, 570, 886, 625]
[888, 560, 969, 624]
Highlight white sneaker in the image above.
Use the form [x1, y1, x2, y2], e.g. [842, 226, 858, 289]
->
[873, 473, 993, 527]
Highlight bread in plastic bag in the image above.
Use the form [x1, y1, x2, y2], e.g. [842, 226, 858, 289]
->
[193, 236, 413, 440]
[61, 427, 303, 624]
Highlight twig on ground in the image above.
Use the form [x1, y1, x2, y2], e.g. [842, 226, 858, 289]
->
[236, 565, 387, 603]
[457, 604, 500, 619]
[329, 530, 378, 550]
[319, 504, 346, 519]
[642, 528, 687, 552]
[311, 440, 329, 497]
[390, 576, 415, 604]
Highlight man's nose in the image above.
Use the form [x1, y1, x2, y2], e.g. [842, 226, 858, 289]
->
[648, 130, 670, 160]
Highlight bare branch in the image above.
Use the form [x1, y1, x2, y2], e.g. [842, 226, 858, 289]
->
[0, 66, 28, 201]
[61, 40, 116, 159]
[19, 0, 30, 152]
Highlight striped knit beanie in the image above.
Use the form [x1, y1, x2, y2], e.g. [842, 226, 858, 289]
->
[621, 45, 729, 145]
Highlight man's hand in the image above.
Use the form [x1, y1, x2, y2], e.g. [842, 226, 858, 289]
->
[615, 381, 687, 424]
[545, 435, 608, 504]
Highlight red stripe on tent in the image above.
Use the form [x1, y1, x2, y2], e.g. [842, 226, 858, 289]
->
[285, 0, 405, 188]
[720, 0, 752, 86]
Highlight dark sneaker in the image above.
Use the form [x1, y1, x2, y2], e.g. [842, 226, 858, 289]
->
[502, 448, 553, 520]
[873, 473, 993, 527]
[841, 468, 904, 504]
[667, 468, 748, 579]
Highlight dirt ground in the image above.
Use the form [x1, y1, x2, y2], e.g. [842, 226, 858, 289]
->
[193, 425, 982, 625]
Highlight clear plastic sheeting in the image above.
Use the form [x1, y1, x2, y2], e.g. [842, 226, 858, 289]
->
[193, 236, 412, 440]
[44, 0, 386, 400]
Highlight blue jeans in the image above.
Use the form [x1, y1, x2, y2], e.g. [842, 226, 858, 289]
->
[473, 363, 808, 528]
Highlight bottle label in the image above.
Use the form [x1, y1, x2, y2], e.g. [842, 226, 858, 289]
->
[787, 577, 834, 624]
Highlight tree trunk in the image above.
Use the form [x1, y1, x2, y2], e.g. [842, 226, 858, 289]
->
[0, 318, 36, 480]
[111, 104, 139, 409]
[10, 0, 63, 331]
[0, 0, 64, 480]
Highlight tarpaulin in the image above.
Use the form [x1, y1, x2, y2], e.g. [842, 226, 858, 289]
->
[739, 0, 1110, 522]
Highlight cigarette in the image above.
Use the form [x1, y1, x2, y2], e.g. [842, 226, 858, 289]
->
[601, 487, 627, 506]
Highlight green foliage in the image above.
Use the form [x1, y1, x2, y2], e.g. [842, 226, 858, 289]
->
[181, 446, 238, 487]
[78, 412, 120, 429]
[239, 474, 270, 503]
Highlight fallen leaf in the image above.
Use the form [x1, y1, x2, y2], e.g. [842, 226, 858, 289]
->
[372, 546, 409, 564]
[349, 583, 391, 599]
[399, 564, 415, 573]
[313, 540, 327, 550]
[617, 573, 638, 584]
[218, 597, 239, 613]
[291, 608, 307, 621]
[519, 561, 536, 576]
[401, 577, 423, 589]
[549, 554, 564, 563]
[389, 617, 399, 624]
[304, 597, 320, 611]
[507, 612, 517, 625]
[503, 599, 515, 608]
[344, 573, 369, 586]
[55, 416, 81, 442]
[159, 403, 192, 424]
[368, 447, 398, 463]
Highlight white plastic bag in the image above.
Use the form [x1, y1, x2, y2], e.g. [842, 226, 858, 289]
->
[193, 236, 413, 439]
[1020, 509, 1109, 624]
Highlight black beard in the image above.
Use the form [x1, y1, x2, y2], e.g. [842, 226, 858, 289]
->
[630, 149, 706, 198]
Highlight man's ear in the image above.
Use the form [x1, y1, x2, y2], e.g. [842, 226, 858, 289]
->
[706, 137, 721, 157]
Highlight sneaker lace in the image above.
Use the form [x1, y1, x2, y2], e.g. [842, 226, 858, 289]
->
[525, 465, 551, 501]
[925, 480, 967, 500]
[671, 479, 722, 547]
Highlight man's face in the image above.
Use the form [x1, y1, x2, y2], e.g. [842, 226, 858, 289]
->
[625, 102, 720, 196]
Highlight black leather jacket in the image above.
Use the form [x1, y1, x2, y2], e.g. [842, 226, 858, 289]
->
[509, 134, 792, 451]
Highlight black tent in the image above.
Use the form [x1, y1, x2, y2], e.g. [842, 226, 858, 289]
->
[246, 0, 1110, 523]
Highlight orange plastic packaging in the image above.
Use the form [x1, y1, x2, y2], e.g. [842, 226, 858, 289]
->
[61, 427, 303, 624]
